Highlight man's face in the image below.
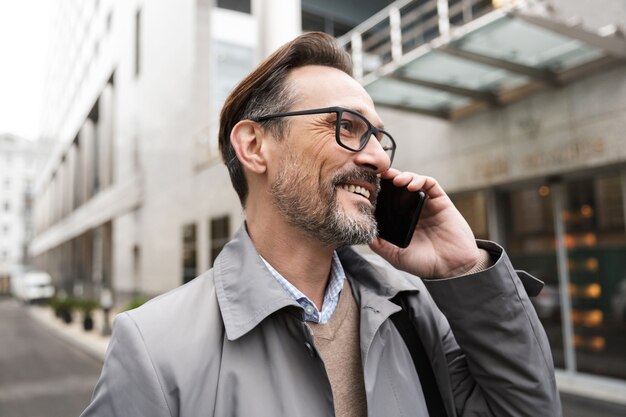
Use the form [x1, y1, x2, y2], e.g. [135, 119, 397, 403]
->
[268, 65, 391, 247]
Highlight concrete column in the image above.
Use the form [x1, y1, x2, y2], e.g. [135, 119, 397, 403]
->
[73, 140, 82, 208]
[80, 120, 96, 202]
[66, 144, 76, 213]
[103, 221, 113, 290]
[52, 172, 60, 224]
[60, 158, 69, 218]
[253, 0, 301, 59]
[98, 84, 114, 188]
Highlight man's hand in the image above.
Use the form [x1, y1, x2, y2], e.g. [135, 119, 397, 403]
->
[369, 169, 481, 279]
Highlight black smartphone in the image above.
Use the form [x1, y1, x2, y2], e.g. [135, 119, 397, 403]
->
[375, 179, 426, 248]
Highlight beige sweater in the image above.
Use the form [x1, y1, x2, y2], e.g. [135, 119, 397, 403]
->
[309, 280, 367, 417]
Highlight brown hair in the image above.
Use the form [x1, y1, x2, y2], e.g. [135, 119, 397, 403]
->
[218, 31, 352, 206]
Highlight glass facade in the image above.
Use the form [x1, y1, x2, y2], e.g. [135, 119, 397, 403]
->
[563, 175, 626, 379]
[500, 184, 564, 368]
[209, 216, 230, 266]
[452, 170, 626, 382]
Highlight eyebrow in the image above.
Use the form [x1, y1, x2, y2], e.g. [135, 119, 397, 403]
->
[349, 107, 385, 130]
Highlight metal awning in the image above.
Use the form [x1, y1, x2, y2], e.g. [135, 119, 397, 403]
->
[338, 0, 626, 120]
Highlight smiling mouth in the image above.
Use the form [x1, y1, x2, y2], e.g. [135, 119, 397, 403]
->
[337, 184, 371, 200]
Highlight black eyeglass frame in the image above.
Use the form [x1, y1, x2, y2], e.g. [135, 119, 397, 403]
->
[251, 106, 396, 165]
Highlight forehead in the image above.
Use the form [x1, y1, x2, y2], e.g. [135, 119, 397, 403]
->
[287, 65, 381, 124]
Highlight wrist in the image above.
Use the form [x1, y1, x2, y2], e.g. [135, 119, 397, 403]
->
[460, 249, 493, 276]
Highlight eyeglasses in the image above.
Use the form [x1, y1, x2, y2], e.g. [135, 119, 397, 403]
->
[252, 106, 396, 165]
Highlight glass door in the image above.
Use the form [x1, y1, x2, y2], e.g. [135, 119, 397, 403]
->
[562, 174, 626, 379]
[499, 184, 565, 368]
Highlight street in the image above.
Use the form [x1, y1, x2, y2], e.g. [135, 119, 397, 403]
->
[0, 298, 101, 417]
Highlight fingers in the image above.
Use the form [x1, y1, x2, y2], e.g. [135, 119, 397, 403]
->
[380, 170, 446, 199]
[369, 237, 399, 260]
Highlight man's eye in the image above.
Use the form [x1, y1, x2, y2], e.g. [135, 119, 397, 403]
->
[340, 120, 353, 131]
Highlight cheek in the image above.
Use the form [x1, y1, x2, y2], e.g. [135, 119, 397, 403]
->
[306, 132, 351, 171]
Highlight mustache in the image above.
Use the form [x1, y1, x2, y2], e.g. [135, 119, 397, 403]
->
[332, 168, 380, 201]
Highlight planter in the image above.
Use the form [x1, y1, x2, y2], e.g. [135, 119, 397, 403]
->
[61, 308, 73, 324]
[83, 315, 94, 331]
[77, 299, 99, 332]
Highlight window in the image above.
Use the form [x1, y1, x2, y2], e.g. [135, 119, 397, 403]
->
[135, 9, 141, 77]
[301, 9, 353, 37]
[216, 0, 251, 14]
[215, 42, 254, 109]
[301, 0, 392, 37]
[182, 223, 198, 284]
[563, 174, 626, 380]
[3, 201, 9, 212]
[498, 171, 626, 380]
[500, 184, 563, 368]
[197, 41, 254, 165]
[209, 216, 230, 266]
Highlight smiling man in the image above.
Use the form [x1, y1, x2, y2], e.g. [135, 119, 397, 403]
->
[81, 32, 561, 417]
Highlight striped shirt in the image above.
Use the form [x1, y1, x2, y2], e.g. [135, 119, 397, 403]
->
[260, 252, 346, 324]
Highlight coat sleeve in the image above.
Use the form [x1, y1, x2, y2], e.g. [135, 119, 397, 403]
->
[80, 312, 174, 417]
[420, 241, 561, 417]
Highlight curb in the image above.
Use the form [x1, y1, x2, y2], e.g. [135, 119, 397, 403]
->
[26, 305, 110, 363]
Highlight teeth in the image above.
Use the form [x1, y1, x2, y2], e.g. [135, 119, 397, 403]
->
[339, 184, 370, 199]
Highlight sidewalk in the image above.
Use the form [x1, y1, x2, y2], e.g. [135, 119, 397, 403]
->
[27, 303, 113, 362]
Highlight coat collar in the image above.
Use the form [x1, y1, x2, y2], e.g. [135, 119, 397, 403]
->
[336, 246, 421, 299]
[214, 224, 421, 341]
[213, 225, 301, 341]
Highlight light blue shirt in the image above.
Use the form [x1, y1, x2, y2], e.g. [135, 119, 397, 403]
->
[260, 252, 346, 324]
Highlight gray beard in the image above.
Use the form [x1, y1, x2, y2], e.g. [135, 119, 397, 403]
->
[270, 158, 379, 247]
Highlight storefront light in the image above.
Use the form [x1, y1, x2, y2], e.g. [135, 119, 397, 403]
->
[571, 309, 603, 327]
[580, 204, 594, 218]
[589, 336, 606, 352]
[564, 234, 576, 249]
[584, 232, 597, 246]
[538, 185, 550, 197]
[585, 258, 599, 272]
[584, 283, 601, 298]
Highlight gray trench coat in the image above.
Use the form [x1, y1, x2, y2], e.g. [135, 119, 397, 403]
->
[81, 226, 561, 416]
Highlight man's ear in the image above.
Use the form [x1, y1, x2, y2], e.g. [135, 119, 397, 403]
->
[230, 120, 269, 174]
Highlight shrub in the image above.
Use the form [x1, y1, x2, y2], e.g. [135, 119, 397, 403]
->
[123, 296, 151, 312]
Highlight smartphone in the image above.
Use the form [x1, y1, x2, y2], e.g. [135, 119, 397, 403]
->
[375, 179, 426, 248]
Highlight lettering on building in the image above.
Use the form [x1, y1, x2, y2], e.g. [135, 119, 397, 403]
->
[522, 138, 606, 170]
[474, 157, 510, 181]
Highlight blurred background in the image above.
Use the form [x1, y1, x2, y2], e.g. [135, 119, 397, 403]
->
[1, 0, 625, 416]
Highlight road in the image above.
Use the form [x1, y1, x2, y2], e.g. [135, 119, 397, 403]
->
[0, 298, 101, 417]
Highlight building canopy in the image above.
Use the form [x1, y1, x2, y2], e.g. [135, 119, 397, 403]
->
[338, 0, 626, 119]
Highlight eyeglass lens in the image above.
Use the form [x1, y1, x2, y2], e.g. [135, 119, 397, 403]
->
[337, 111, 394, 161]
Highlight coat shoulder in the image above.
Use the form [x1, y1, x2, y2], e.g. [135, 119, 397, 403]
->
[119, 269, 224, 359]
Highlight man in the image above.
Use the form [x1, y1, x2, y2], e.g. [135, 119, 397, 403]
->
[81, 32, 561, 416]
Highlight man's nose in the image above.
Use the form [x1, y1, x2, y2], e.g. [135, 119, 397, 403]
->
[353, 134, 392, 173]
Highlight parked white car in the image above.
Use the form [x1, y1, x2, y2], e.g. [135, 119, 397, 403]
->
[12, 270, 55, 303]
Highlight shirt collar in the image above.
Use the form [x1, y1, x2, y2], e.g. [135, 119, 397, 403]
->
[260, 252, 346, 324]
[213, 225, 420, 341]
